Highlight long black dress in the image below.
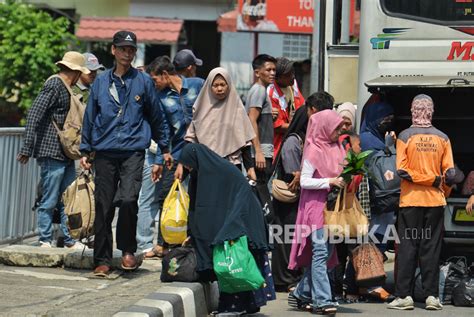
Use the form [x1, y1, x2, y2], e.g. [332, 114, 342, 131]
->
[271, 106, 307, 291]
[179, 143, 275, 313]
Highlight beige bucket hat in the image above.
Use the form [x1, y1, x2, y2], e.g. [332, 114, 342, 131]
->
[56, 51, 91, 74]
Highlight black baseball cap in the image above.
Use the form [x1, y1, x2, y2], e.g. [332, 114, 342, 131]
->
[173, 49, 203, 69]
[112, 30, 137, 48]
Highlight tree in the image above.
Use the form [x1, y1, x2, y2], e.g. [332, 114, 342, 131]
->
[0, 0, 77, 112]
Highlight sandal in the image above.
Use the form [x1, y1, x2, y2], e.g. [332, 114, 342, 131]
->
[366, 287, 395, 302]
[144, 245, 167, 259]
[288, 292, 312, 311]
[314, 304, 337, 315]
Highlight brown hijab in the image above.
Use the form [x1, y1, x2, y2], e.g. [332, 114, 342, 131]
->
[185, 67, 255, 158]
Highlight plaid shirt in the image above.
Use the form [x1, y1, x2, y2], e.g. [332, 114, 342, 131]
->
[20, 77, 70, 161]
[358, 175, 371, 219]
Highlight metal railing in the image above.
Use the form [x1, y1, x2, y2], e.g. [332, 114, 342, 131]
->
[0, 128, 39, 244]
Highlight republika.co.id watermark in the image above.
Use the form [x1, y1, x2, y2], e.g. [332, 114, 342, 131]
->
[268, 224, 432, 244]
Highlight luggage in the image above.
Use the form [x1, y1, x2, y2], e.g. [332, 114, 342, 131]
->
[272, 179, 299, 203]
[443, 257, 469, 304]
[48, 75, 86, 160]
[324, 186, 369, 238]
[62, 171, 95, 240]
[413, 256, 468, 304]
[160, 179, 189, 245]
[213, 235, 265, 293]
[250, 181, 275, 224]
[160, 246, 199, 283]
[271, 133, 301, 204]
[366, 135, 400, 214]
[453, 276, 474, 307]
[352, 242, 386, 287]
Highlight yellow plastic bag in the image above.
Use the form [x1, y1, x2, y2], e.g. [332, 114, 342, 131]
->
[160, 179, 190, 244]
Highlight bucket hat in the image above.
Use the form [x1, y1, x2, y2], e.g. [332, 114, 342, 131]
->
[56, 51, 90, 74]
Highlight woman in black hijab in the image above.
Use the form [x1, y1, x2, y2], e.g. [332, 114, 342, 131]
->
[271, 106, 308, 292]
[179, 143, 274, 314]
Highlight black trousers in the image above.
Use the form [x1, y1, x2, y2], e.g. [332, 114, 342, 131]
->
[255, 157, 274, 185]
[93, 151, 145, 266]
[156, 163, 178, 246]
[395, 206, 444, 298]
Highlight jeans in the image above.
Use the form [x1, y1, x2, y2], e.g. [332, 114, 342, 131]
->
[36, 158, 76, 246]
[136, 151, 162, 252]
[293, 228, 334, 308]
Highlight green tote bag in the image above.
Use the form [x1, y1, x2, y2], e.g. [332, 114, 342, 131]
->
[213, 235, 265, 293]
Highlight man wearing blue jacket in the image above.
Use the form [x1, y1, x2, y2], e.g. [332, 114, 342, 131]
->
[80, 31, 171, 277]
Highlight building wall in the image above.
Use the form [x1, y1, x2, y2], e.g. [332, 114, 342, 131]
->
[25, 0, 130, 17]
[258, 33, 284, 57]
[221, 32, 310, 96]
[220, 32, 254, 95]
[130, 0, 233, 21]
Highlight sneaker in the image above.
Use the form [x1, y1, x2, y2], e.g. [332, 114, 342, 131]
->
[39, 241, 52, 248]
[66, 241, 89, 250]
[387, 296, 414, 310]
[425, 296, 443, 310]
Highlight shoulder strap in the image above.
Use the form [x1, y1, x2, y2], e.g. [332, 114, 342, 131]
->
[46, 74, 74, 96]
[51, 119, 61, 133]
[292, 133, 304, 150]
[47, 74, 80, 133]
[272, 133, 302, 178]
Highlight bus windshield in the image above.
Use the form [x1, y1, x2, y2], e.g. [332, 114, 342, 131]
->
[382, 0, 474, 24]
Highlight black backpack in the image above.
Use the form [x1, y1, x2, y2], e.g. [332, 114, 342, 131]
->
[160, 246, 199, 283]
[367, 136, 400, 214]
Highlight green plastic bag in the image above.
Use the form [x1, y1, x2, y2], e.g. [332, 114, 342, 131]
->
[213, 236, 265, 294]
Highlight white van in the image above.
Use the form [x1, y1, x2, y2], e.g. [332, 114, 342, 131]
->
[358, 0, 474, 254]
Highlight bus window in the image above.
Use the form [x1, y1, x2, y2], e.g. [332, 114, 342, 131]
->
[381, 0, 474, 25]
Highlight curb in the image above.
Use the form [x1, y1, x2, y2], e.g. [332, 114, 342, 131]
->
[0, 245, 143, 270]
[115, 282, 218, 317]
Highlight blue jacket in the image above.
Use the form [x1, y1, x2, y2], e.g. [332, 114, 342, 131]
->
[154, 76, 204, 163]
[80, 67, 170, 155]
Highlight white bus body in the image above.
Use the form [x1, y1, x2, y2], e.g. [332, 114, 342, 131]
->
[358, 0, 474, 111]
[357, 0, 474, 250]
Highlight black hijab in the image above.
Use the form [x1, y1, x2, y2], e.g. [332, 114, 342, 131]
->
[273, 106, 308, 176]
[179, 143, 269, 272]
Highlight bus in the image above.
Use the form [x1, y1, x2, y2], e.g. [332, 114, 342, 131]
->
[357, 0, 474, 253]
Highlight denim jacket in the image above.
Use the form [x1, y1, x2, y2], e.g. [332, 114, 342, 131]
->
[154, 76, 204, 164]
[80, 68, 170, 156]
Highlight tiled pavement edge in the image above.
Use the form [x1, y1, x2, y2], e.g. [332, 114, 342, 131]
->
[114, 281, 219, 317]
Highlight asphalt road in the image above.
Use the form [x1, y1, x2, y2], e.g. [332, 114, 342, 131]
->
[1, 260, 474, 316]
[258, 292, 474, 316]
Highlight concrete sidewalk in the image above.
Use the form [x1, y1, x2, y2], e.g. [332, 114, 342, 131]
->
[0, 228, 214, 317]
[0, 243, 214, 317]
[0, 255, 164, 316]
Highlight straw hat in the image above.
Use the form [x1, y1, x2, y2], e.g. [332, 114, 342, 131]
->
[56, 51, 90, 74]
